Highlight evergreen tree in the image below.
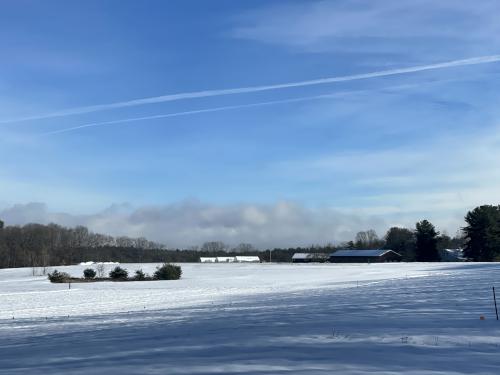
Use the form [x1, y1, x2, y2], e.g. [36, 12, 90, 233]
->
[83, 268, 96, 279]
[154, 263, 182, 280]
[384, 227, 415, 261]
[415, 220, 440, 261]
[463, 205, 500, 261]
[109, 266, 128, 280]
[345, 241, 355, 250]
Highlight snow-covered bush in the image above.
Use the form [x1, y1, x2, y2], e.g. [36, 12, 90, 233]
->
[154, 263, 182, 280]
[83, 268, 96, 279]
[48, 270, 71, 283]
[109, 266, 128, 280]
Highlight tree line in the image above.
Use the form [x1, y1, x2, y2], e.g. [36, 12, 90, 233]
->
[0, 221, 165, 269]
[0, 204, 498, 268]
[264, 220, 463, 262]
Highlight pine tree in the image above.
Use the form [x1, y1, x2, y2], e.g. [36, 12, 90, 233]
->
[384, 227, 416, 261]
[463, 205, 500, 261]
[415, 220, 440, 261]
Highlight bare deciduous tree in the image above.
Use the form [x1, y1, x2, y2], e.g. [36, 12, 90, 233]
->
[232, 243, 255, 253]
[201, 241, 228, 253]
[96, 263, 106, 278]
[355, 229, 383, 249]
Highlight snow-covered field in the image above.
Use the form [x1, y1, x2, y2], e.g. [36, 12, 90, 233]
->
[1, 262, 500, 374]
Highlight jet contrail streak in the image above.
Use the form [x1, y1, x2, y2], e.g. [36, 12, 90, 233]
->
[42, 79, 464, 135]
[7, 54, 500, 124]
[43, 92, 353, 135]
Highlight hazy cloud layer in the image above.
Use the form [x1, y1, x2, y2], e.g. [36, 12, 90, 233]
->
[233, 0, 500, 55]
[0, 200, 469, 249]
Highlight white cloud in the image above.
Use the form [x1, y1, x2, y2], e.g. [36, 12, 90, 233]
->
[232, 0, 500, 54]
[0, 200, 392, 249]
[280, 122, 500, 175]
[0, 198, 473, 249]
[1, 124, 492, 248]
[274, 124, 500, 222]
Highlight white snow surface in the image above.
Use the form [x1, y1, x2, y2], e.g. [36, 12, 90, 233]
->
[1, 262, 500, 374]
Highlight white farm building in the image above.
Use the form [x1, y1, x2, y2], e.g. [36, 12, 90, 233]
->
[291, 253, 329, 263]
[199, 255, 260, 263]
[234, 256, 260, 263]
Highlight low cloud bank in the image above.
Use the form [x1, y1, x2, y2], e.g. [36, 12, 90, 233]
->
[0, 201, 466, 249]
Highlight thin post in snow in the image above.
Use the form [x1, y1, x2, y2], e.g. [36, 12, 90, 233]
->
[493, 286, 498, 321]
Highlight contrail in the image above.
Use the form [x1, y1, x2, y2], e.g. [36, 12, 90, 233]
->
[43, 81, 447, 135]
[6, 54, 500, 124]
[43, 92, 356, 135]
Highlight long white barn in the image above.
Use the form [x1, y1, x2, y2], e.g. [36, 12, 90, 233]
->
[199, 256, 260, 263]
[234, 256, 260, 263]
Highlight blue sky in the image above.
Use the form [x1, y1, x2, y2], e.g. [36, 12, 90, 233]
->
[1, 1, 500, 248]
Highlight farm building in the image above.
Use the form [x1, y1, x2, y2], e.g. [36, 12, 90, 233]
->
[199, 256, 260, 263]
[234, 256, 260, 263]
[292, 253, 329, 263]
[329, 249, 402, 263]
[438, 248, 465, 262]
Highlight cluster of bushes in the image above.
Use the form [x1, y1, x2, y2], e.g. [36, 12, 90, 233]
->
[48, 263, 182, 283]
[108, 266, 129, 280]
[105, 264, 182, 280]
[47, 270, 71, 283]
[83, 268, 96, 279]
[153, 263, 182, 280]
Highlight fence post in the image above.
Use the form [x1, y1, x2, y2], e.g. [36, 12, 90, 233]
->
[493, 286, 498, 321]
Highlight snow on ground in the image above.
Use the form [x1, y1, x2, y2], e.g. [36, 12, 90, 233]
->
[0, 262, 441, 320]
[1, 262, 500, 374]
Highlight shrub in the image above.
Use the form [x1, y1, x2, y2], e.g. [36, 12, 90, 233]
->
[48, 270, 71, 283]
[154, 263, 182, 280]
[133, 269, 147, 281]
[83, 268, 96, 279]
[109, 266, 128, 280]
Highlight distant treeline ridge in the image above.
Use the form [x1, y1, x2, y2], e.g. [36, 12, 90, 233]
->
[0, 204, 498, 268]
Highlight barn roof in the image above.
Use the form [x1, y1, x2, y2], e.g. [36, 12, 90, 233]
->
[234, 256, 260, 261]
[216, 256, 235, 261]
[292, 253, 309, 260]
[292, 253, 329, 259]
[330, 249, 399, 257]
